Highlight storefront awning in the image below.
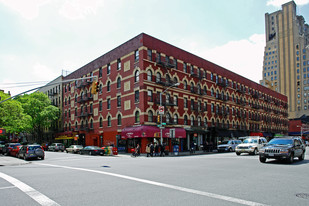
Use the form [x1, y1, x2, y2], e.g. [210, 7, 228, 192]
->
[121, 125, 186, 139]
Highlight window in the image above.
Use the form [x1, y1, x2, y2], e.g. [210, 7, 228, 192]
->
[107, 64, 111, 75]
[203, 86, 207, 95]
[204, 102, 207, 111]
[173, 96, 178, 106]
[135, 70, 140, 82]
[117, 59, 121, 70]
[99, 84, 102, 94]
[107, 81, 111, 92]
[148, 111, 153, 122]
[190, 65, 194, 74]
[174, 59, 177, 69]
[210, 73, 213, 81]
[90, 103, 93, 114]
[184, 80, 187, 90]
[174, 114, 178, 124]
[107, 98, 111, 109]
[191, 99, 195, 110]
[90, 119, 93, 129]
[184, 115, 188, 125]
[117, 114, 122, 125]
[75, 94, 77, 102]
[108, 116, 111, 127]
[147, 70, 152, 81]
[211, 88, 214, 97]
[156, 73, 161, 83]
[117, 77, 121, 88]
[148, 90, 153, 102]
[135, 90, 139, 102]
[135, 111, 140, 123]
[135, 50, 139, 61]
[184, 98, 188, 108]
[191, 116, 194, 126]
[211, 103, 214, 113]
[117, 96, 121, 107]
[75, 108, 77, 116]
[99, 117, 103, 127]
[99, 68, 102, 77]
[166, 113, 171, 124]
[183, 63, 187, 73]
[147, 49, 152, 60]
[99, 101, 102, 111]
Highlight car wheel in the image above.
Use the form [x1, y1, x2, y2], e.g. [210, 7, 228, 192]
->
[236, 152, 240, 156]
[287, 153, 294, 164]
[229, 148, 232, 152]
[41, 156, 45, 160]
[299, 151, 305, 161]
[259, 156, 266, 163]
[89, 151, 92, 155]
[251, 148, 258, 155]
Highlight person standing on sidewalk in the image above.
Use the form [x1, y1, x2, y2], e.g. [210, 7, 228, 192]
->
[154, 143, 159, 156]
[160, 144, 165, 157]
[150, 143, 154, 157]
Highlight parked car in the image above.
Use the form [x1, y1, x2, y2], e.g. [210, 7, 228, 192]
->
[0, 141, 5, 154]
[235, 136, 267, 155]
[48, 143, 65, 152]
[259, 137, 306, 163]
[79, 146, 105, 156]
[18, 145, 45, 160]
[66, 145, 83, 153]
[2, 143, 21, 156]
[9, 145, 22, 157]
[217, 140, 242, 152]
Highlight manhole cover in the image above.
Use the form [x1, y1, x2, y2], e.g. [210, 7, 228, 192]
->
[101, 165, 110, 168]
[296, 193, 309, 199]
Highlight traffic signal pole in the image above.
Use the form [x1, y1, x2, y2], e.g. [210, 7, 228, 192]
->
[0, 76, 96, 104]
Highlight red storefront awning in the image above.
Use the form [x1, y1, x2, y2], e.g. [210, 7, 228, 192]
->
[121, 125, 186, 139]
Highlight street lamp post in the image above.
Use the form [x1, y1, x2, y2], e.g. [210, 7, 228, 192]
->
[160, 82, 180, 145]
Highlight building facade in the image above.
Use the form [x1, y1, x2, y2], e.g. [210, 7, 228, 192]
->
[61, 33, 288, 153]
[38, 75, 63, 143]
[261, 1, 309, 118]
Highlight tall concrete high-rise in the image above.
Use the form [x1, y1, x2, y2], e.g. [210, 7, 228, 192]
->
[261, 1, 309, 118]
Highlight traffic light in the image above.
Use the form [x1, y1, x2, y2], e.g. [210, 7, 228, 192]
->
[91, 81, 99, 94]
[157, 115, 161, 124]
[95, 81, 99, 93]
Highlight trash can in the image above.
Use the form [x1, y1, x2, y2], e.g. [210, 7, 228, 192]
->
[173, 145, 179, 156]
[112, 147, 118, 155]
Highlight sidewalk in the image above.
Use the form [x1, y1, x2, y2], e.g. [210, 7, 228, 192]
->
[118, 149, 218, 157]
[0, 155, 29, 166]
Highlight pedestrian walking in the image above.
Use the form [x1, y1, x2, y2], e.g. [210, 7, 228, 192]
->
[146, 144, 150, 157]
[150, 143, 154, 157]
[154, 143, 159, 156]
[160, 144, 165, 157]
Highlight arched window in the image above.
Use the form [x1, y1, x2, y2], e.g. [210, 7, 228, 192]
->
[148, 111, 153, 122]
[191, 116, 194, 126]
[198, 117, 201, 126]
[184, 115, 188, 125]
[135, 70, 140, 82]
[184, 80, 187, 90]
[117, 114, 122, 125]
[107, 81, 111, 92]
[147, 70, 152, 81]
[211, 88, 214, 97]
[190, 82, 194, 93]
[203, 86, 207, 95]
[166, 112, 171, 124]
[75, 94, 78, 102]
[166, 93, 170, 104]
[204, 118, 207, 127]
[99, 117, 103, 127]
[108, 116, 111, 127]
[90, 119, 93, 129]
[135, 111, 140, 123]
[197, 84, 201, 94]
[173, 114, 178, 124]
[117, 77, 121, 88]
[156, 73, 161, 83]
[166, 74, 171, 84]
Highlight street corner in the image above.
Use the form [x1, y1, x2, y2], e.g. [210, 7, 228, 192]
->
[0, 155, 30, 166]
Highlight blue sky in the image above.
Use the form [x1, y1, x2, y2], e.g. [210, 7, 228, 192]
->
[1, 0, 309, 96]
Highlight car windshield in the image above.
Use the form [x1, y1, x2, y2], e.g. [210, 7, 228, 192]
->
[267, 139, 293, 145]
[76, 145, 83, 149]
[219, 141, 231, 145]
[28, 146, 42, 150]
[243, 139, 258, 144]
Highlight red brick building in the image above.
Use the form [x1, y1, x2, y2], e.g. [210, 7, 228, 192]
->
[60, 33, 288, 153]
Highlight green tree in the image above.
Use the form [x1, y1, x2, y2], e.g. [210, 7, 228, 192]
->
[17, 92, 60, 143]
[0, 91, 32, 138]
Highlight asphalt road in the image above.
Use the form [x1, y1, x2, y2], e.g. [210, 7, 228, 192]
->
[1, 151, 309, 206]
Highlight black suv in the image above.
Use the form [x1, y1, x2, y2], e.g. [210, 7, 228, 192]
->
[259, 137, 306, 163]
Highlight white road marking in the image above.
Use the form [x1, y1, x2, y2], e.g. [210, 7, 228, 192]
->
[0, 185, 16, 190]
[0, 172, 60, 206]
[37, 163, 269, 206]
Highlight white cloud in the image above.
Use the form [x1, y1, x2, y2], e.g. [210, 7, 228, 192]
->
[58, 0, 104, 20]
[0, 0, 50, 20]
[32, 62, 58, 81]
[199, 34, 265, 83]
[267, 0, 309, 7]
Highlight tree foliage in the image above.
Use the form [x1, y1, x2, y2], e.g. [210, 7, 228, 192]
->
[16, 92, 60, 141]
[0, 91, 31, 134]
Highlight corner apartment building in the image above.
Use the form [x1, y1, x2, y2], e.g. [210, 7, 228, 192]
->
[60, 33, 288, 153]
[261, 1, 309, 118]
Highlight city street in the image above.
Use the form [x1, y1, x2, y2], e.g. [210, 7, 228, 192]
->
[1, 151, 309, 206]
